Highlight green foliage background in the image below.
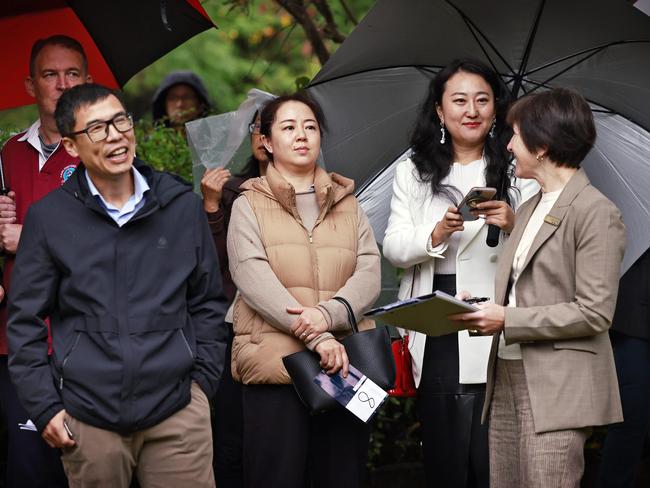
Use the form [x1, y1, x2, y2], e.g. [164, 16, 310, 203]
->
[0, 0, 373, 132]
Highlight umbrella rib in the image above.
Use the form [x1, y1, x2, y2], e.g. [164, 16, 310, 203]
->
[519, 77, 645, 129]
[355, 160, 397, 196]
[525, 40, 650, 95]
[355, 146, 412, 196]
[525, 39, 650, 76]
[309, 65, 446, 88]
[512, 0, 547, 97]
[444, 0, 516, 76]
[591, 144, 649, 217]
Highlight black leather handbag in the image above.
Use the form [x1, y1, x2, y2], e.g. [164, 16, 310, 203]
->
[282, 296, 396, 415]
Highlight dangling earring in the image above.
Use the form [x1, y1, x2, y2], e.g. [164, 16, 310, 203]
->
[489, 119, 496, 139]
[440, 121, 446, 144]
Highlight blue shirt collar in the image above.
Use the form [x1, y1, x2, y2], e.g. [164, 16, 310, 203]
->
[84, 166, 150, 226]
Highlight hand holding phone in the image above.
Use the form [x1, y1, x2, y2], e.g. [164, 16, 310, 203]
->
[431, 206, 465, 246]
[458, 187, 497, 221]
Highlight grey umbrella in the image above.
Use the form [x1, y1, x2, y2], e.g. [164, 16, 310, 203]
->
[307, 0, 650, 273]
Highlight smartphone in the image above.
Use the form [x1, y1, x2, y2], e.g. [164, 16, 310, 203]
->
[457, 187, 497, 221]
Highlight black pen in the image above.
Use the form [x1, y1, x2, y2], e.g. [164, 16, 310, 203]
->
[463, 296, 490, 305]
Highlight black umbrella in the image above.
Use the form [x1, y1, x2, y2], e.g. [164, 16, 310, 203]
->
[307, 0, 650, 272]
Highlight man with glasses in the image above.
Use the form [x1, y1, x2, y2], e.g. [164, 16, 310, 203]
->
[0, 34, 92, 488]
[7, 83, 227, 487]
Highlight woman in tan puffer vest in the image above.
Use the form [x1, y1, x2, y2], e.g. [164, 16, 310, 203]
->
[227, 92, 381, 488]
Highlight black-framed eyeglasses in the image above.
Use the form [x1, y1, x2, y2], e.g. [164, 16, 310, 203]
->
[248, 122, 261, 135]
[68, 113, 134, 143]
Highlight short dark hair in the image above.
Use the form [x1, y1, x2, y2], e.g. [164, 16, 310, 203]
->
[30, 35, 88, 77]
[507, 88, 596, 168]
[55, 84, 125, 137]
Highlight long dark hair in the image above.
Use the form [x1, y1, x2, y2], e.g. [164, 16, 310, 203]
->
[410, 58, 514, 205]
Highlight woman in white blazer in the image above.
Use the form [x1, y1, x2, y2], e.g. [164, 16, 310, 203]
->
[383, 59, 536, 488]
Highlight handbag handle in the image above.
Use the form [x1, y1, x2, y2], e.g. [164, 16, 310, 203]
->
[332, 296, 358, 334]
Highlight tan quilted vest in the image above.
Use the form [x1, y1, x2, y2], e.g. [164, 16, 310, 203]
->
[232, 165, 371, 384]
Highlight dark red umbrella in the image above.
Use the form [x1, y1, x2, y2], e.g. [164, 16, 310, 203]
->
[0, 0, 215, 110]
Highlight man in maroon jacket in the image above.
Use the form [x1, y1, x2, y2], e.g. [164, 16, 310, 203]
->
[0, 34, 91, 488]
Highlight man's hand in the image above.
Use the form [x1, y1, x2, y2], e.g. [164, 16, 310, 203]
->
[473, 200, 515, 234]
[0, 191, 16, 224]
[42, 409, 76, 449]
[201, 167, 231, 213]
[431, 206, 464, 247]
[288, 306, 329, 343]
[314, 338, 349, 377]
[449, 303, 506, 335]
[0, 223, 22, 254]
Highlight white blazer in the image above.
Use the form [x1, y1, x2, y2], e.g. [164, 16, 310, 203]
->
[383, 157, 537, 386]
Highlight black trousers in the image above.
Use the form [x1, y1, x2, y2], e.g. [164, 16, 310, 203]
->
[0, 356, 68, 488]
[211, 323, 243, 488]
[599, 330, 650, 488]
[417, 274, 489, 488]
[242, 384, 370, 488]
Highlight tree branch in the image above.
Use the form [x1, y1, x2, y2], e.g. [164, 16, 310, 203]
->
[312, 0, 346, 43]
[338, 0, 358, 25]
[274, 0, 331, 64]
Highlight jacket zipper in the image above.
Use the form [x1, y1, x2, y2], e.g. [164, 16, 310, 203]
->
[59, 333, 81, 390]
[303, 225, 319, 300]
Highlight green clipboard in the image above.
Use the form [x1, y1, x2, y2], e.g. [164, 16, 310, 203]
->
[364, 290, 478, 336]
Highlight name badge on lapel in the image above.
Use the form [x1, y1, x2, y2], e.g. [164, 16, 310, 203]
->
[544, 214, 562, 226]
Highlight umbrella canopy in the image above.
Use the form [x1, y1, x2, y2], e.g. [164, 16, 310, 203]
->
[307, 0, 650, 273]
[0, 0, 214, 110]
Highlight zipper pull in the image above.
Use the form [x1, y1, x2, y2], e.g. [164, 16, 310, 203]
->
[59, 376, 63, 390]
[308, 232, 313, 243]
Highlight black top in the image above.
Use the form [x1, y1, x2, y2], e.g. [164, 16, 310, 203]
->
[611, 248, 650, 341]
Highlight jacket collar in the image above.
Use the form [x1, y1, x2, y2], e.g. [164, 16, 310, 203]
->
[495, 168, 590, 304]
[61, 158, 191, 220]
[240, 163, 355, 224]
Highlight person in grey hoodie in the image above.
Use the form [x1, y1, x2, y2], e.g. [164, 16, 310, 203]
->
[152, 70, 212, 127]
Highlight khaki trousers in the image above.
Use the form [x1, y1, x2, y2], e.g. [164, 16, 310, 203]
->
[489, 360, 590, 488]
[61, 382, 215, 488]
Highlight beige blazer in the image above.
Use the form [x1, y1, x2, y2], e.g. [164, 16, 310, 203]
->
[482, 169, 626, 433]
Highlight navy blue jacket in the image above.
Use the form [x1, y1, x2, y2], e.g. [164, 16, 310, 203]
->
[8, 160, 228, 433]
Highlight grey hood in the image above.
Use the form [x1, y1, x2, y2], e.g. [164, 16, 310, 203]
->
[152, 70, 212, 123]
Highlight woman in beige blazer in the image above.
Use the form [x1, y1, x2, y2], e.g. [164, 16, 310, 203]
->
[452, 88, 626, 488]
